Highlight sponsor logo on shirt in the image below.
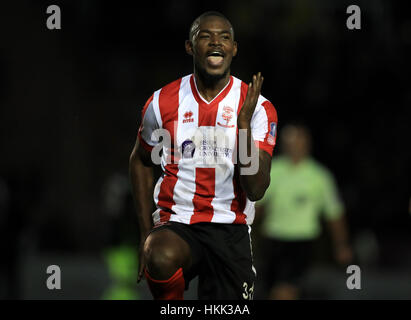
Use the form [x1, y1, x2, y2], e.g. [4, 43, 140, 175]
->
[181, 139, 196, 158]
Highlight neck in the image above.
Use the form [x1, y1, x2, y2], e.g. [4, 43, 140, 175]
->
[193, 68, 231, 102]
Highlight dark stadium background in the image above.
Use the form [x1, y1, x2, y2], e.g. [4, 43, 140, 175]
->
[0, 0, 410, 299]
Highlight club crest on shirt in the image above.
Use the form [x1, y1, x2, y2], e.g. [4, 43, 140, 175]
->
[181, 139, 196, 158]
[217, 106, 235, 128]
[183, 111, 194, 123]
[267, 122, 277, 145]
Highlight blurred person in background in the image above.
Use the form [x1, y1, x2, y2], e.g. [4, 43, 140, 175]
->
[101, 174, 139, 300]
[256, 123, 353, 300]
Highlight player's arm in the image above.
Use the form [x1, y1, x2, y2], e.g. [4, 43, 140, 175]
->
[129, 137, 154, 237]
[129, 96, 159, 282]
[129, 138, 154, 282]
[238, 145, 272, 201]
[237, 72, 272, 201]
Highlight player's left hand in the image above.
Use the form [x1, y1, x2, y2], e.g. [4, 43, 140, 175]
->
[238, 72, 264, 125]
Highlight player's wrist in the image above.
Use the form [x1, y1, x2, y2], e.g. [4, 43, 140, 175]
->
[237, 116, 251, 128]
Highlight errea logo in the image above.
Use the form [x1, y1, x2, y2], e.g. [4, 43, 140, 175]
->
[183, 111, 194, 123]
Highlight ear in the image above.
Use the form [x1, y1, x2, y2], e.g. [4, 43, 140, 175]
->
[185, 40, 193, 56]
[233, 41, 238, 57]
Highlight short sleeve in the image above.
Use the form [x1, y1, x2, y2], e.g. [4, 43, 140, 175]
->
[250, 98, 278, 156]
[137, 95, 160, 152]
[321, 170, 344, 220]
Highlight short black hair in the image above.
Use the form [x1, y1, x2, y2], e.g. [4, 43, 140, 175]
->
[188, 11, 234, 42]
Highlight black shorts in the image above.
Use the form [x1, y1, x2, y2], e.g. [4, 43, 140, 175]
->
[151, 221, 256, 300]
[260, 237, 314, 288]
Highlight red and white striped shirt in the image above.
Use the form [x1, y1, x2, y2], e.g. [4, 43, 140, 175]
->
[138, 74, 278, 225]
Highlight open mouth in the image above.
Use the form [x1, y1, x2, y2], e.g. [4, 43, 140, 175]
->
[206, 50, 225, 67]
